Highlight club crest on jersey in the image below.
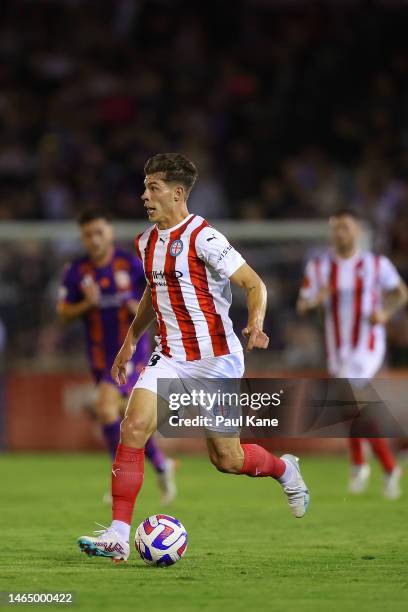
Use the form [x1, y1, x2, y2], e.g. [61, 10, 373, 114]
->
[169, 239, 183, 257]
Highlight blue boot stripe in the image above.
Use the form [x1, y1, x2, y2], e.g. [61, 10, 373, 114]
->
[78, 539, 116, 558]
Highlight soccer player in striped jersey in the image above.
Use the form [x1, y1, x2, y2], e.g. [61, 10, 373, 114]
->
[57, 209, 177, 504]
[297, 209, 408, 498]
[77, 153, 310, 563]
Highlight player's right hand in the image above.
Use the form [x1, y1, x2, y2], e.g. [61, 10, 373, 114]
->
[80, 280, 100, 307]
[112, 343, 135, 385]
[297, 286, 330, 315]
[315, 285, 330, 305]
[242, 325, 269, 351]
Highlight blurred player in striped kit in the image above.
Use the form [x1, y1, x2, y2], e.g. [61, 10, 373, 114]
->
[298, 209, 408, 498]
[57, 209, 177, 504]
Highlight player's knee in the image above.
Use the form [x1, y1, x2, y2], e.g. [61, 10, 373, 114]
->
[120, 413, 152, 445]
[210, 450, 242, 475]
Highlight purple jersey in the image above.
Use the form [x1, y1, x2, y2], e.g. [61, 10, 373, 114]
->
[58, 247, 150, 394]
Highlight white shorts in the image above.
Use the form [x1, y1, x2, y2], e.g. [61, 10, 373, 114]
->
[134, 350, 245, 433]
[330, 346, 385, 388]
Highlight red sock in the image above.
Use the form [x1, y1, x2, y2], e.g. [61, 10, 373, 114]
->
[349, 438, 364, 465]
[112, 444, 144, 524]
[368, 438, 395, 474]
[240, 444, 285, 479]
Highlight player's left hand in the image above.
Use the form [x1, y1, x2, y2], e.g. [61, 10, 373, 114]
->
[369, 309, 388, 325]
[242, 326, 269, 351]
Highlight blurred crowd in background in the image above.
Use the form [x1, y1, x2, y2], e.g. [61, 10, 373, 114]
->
[0, 0, 408, 370]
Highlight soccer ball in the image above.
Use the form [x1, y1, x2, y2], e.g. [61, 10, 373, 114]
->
[135, 514, 188, 567]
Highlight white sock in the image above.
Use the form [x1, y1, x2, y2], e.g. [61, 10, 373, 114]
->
[111, 520, 131, 542]
[278, 459, 296, 486]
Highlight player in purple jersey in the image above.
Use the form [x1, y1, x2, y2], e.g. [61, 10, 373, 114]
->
[57, 209, 177, 504]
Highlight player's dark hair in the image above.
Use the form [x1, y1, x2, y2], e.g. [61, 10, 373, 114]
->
[144, 153, 198, 195]
[330, 208, 362, 222]
[77, 208, 112, 226]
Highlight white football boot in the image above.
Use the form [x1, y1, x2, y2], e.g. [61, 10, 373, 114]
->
[383, 465, 402, 500]
[280, 454, 310, 518]
[157, 458, 178, 505]
[78, 524, 129, 563]
[349, 464, 371, 494]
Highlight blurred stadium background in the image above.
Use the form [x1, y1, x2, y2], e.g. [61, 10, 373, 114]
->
[0, 0, 407, 454]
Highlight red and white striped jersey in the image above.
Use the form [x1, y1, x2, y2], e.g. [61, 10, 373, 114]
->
[135, 214, 245, 361]
[300, 251, 401, 373]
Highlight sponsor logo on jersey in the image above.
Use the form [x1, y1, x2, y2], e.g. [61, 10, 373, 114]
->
[114, 270, 131, 290]
[170, 239, 183, 257]
[150, 269, 183, 286]
[152, 270, 183, 279]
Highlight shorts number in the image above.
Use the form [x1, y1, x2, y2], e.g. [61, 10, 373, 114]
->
[148, 354, 161, 367]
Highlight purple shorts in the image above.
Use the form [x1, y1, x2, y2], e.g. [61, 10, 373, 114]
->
[92, 359, 145, 397]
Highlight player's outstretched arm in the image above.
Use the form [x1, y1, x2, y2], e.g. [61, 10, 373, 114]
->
[112, 287, 156, 385]
[230, 263, 269, 351]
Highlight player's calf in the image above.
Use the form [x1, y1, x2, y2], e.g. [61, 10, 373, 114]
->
[207, 441, 244, 474]
[209, 453, 243, 474]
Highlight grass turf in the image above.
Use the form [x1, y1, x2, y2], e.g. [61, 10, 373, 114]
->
[0, 453, 407, 612]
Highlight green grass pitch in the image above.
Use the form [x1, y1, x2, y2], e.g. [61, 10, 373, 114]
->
[0, 453, 407, 612]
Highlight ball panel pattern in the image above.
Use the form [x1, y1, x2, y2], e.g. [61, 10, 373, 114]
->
[135, 514, 188, 567]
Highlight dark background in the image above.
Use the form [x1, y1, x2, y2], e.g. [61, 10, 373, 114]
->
[0, 0, 407, 371]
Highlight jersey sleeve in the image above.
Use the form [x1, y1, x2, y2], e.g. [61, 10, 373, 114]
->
[58, 262, 81, 304]
[378, 255, 401, 291]
[299, 259, 320, 301]
[129, 255, 146, 300]
[195, 226, 246, 278]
